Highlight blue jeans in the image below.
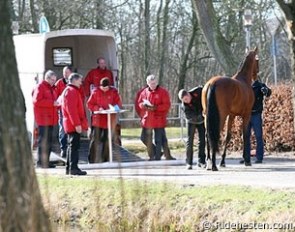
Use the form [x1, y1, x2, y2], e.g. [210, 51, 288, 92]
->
[58, 110, 68, 151]
[245, 113, 264, 161]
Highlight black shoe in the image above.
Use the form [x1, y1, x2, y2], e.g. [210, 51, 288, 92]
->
[198, 162, 206, 168]
[186, 164, 192, 170]
[166, 156, 176, 160]
[239, 159, 245, 164]
[61, 150, 67, 158]
[245, 161, 252, 166]
[69, 169, 87, 176]
[48, 163, 56, 168]
[36, 162, 56, 168]
[255, 160, 263, 164]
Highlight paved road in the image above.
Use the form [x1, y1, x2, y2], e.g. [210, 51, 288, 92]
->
[36, 155, 295, 189]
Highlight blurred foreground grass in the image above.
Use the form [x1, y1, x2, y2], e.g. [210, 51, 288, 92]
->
[39, 175, 295, 232]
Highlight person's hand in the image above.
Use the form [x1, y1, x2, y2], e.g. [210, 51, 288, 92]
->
[147, 105, 156, 111]
[53, 101, 60, 106]
[140, 103, 149, 110]
[261, 87, 268, 95]
[75, 125, 82, 134]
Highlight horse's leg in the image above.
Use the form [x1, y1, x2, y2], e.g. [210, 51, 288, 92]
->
[242, 117, 252, 166]
[206, 131, 211, 170]
[220, 115, 234, 167]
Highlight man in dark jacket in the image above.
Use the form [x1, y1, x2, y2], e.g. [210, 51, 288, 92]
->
[244, 79, 272, 164]
[178, 87, 206, 169]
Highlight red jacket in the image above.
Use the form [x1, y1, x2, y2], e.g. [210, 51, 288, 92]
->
[137, 86, 170, 128]
[87, 87, 122, 129]
[32, 80, 58, 126]
[55, 78, 85, 100]
[61, 84, 88, 133]
[135, 86, 147, 118]
[84, 67, 114, 97]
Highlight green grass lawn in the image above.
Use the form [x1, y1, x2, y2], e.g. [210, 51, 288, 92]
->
[121, 127, 187, 140]
[39, 175, 295, 232]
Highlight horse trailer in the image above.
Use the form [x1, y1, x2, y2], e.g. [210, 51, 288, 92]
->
[13, 29, 119, 149]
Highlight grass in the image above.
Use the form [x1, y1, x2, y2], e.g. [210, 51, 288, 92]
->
[38, 175, 295, 232]
[121, 127, 187, 155]
[121, 127, 187, 140]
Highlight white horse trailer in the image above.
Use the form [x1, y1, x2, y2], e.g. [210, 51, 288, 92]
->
[13, 29, 119, 149]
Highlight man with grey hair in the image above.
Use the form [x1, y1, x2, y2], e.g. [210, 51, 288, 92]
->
[33, 70, 59, 168]
[136, 74, 175, 160]
[61, 73, 88, 175]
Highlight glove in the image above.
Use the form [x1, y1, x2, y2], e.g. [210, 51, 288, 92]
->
[261, 87, 268, 95]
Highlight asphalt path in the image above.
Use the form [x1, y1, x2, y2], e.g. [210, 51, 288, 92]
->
[36, 154, 295, 190]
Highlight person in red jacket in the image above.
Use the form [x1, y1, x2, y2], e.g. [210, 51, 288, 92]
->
[134, 85, 147, 119]
[137, 74, 175, 161]
[61, 73, 88, 175]
[54, 66, 72, 158]
[87, 78, 122, 163]
[32, 70, 59, 168]
[55, 66, 85, 158]
[83, 57, 114, 98]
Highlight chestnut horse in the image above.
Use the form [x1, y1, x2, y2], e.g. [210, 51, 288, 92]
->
[202, 47, 258, 171]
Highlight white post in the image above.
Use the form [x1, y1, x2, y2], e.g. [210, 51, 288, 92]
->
[272, 34, 278, 85]
[245, 27, 251, 51]
[107, 113, 113, 162]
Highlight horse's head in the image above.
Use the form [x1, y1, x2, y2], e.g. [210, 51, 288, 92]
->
[237, 47, 258, 83]
[252, 49, 259, 81]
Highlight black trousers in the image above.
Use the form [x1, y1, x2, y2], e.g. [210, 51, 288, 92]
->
[37, 125, 53, 166]
[186, 122, 206, 165]
[140, 128, 170, 160]
[88, 127, 109, 163]
[66, 132, 81, 171]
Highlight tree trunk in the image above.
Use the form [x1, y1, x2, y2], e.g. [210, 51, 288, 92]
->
[29, 0, 38, 32]
[275, 0, 295, 132]
[158, 0, 171, 84]
[0, 1, 51, 231]
[192, 0, 238, 75]
[144, 0, 151, 76]
[177, 6, 198, 92]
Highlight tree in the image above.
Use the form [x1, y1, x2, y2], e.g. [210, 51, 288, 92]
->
[158, 0, 171, 84]
[276, 0, 295, 80]
[192, 0, 238, 75]
[177, 4, 198, 91]
[0, 0, 51, 231]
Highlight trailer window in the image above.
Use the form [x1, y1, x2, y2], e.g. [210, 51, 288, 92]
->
[52, 47, 73, 66]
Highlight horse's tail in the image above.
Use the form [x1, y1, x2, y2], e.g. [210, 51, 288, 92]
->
[206, 84, 220, 153]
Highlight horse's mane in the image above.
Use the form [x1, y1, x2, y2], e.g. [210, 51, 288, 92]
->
[237, 51, 254, 74]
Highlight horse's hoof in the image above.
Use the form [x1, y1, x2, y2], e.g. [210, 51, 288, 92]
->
[206, 159, 212, 170]
[212, 166, 218, 171]
[245, 161, 252, 166]
[219, 163, 226, 167]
